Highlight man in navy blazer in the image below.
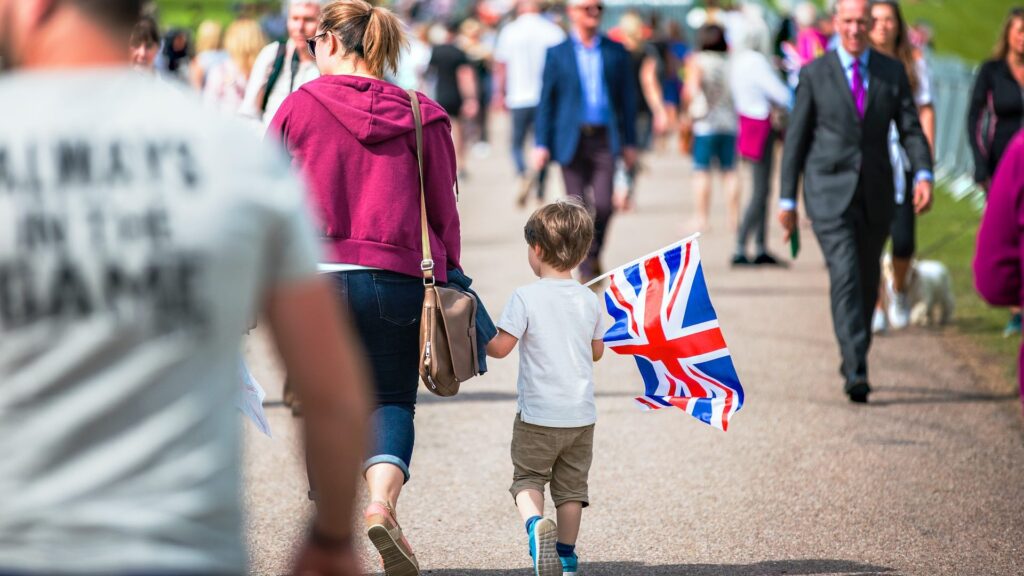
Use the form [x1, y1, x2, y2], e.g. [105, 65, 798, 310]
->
[534, 0, 637, 281]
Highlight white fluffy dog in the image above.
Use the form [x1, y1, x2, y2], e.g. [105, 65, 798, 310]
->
[882, 253, 955, 327]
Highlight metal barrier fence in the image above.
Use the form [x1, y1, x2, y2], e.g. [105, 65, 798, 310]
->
[929, 55, 983, 209]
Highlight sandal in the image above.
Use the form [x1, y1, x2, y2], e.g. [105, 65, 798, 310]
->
[365, 501, 420, 576]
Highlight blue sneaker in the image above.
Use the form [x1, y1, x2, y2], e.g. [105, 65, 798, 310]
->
[527, 518, 560, 576]
[1004, 313, 1022, 338]
[560, 552, 579, 576]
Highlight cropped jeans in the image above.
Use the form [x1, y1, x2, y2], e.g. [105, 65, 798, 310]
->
[329, 270, 422, 482]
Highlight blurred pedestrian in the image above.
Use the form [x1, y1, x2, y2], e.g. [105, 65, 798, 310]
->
[129, 15, 160, 71]
[967, 6, 1024, 336]
[974, 129, 1024, 413]
[781, 2, 827, 87]
[653, 20, 689, 153]
[819, 10, 837, 51]
[156, 28, 192, 82]
[459, 18, 494, 156]
[268, 1, 472, 573]
[684, 24, 739, 233]
[616, 11, 668, 212]
[969, 7, 1024, 194]
[240, 0, 322, 128]
[391, 22, 432, 91]
[493, 0, 566, 207]
[428, 21, 479, 177]
[730, 20, 792, 266]
[240, 0, 324, 412]
[534, 0, 638, 282]
[779, 0, 933, 404]
[204, 19, 268, 115]
[0, 1, 370, 575]
[190, 19, 228, 90]
[868, 0, 936, 332]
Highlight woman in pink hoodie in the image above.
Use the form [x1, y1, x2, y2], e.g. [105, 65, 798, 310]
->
[269, 2, 459, 574]
[974, 129, 1024, 413]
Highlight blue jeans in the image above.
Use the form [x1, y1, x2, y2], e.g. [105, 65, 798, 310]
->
[511, 106, 548, 197]
[330, 270, 421, 482]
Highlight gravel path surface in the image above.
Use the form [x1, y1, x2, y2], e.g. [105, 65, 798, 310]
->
[243, 120, 1024, 576]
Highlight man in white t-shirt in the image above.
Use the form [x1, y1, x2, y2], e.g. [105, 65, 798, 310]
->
[239, 0, 322, 127]
[0, 1, 368, 574]
[493, 0, 566, 206]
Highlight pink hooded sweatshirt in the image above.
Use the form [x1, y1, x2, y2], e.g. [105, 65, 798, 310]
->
[974, 130, 1024, 401]
[269, 75, 461, 282]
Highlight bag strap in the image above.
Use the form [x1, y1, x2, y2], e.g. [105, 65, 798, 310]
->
[261, 41, 289, 113]
[407, 89, 434, 286]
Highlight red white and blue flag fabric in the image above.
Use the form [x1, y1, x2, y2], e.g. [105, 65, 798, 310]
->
[600, 236, 743, 431]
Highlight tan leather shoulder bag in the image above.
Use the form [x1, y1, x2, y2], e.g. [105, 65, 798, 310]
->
[409, 90, 479, 397]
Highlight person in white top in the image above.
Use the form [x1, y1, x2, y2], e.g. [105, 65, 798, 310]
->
[729, 17, 792, 266]
[239, 0, 323, 127]
[203, 18, 267, 115]
[684, 24, 740, 233]
[0, 1, 370, 575]
[493, 0, 566, 206]
[487, 199, 603, 576]
[868, 0, 936, 332]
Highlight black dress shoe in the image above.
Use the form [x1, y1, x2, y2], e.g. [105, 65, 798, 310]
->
[846, 381, 871, 403]
[731, 254, 752, 266]
[753, 252, 786, 266]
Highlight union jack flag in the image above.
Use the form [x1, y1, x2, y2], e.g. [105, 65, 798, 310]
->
[602, 237, 744, 431]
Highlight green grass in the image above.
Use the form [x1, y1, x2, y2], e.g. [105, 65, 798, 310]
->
[900, 0, 1017, 64]
[917, 186, 1021, 379]
[153, 0, 272, 31]
[802, 0, 1017, 64]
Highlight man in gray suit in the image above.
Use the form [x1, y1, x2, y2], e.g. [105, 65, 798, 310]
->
[779, 0, 933, 403]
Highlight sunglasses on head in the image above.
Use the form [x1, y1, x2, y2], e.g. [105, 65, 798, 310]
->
[306, 31, 329, 58]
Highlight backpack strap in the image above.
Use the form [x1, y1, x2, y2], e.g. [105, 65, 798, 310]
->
[261, 41, 295, 113]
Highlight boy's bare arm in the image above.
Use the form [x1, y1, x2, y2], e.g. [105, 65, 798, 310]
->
[487, 329, 519, 358]
[592, 339, 605, 362]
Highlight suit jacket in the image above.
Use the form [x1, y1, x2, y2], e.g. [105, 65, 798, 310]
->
[780, 50, 932, 223]
[535, 35, 637, 165]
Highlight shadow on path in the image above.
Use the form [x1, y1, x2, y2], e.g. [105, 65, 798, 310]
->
[266, 386, 1016, 410]
[714, 285, 825, 298]
[408, 559, 895, 576]
[870, 385, 1018, 407]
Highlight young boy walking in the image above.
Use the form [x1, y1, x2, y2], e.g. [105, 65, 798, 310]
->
[487, 200, 605, 576]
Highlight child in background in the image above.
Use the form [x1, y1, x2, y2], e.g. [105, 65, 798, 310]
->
[487, 199, 605, 576]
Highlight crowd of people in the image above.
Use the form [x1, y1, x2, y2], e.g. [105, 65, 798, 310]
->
[2, 0, 1024, 576]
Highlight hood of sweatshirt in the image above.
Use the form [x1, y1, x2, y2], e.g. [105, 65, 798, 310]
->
[296, 74, 450, 145]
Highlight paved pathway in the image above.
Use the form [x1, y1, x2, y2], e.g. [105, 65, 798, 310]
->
[243, 118, 1024, 575]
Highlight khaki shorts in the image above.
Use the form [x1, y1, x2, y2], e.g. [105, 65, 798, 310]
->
[509, 415, 595, 508]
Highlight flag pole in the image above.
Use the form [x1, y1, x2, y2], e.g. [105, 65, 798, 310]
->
[583, 233, 702, 288]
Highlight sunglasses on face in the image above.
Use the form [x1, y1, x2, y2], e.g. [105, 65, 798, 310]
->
[306, 31, 329, 58]
[575, 4, 604, 16]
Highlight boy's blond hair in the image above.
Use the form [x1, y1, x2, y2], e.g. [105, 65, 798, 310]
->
[524, 199, 595, 272]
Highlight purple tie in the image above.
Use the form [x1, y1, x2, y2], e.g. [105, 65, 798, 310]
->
[850, 59, 866, 119]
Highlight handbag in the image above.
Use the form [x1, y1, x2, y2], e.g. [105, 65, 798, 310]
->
[408, 89, 479, 397]
[737, 115, 772, 162]
[678, 113, 695, 155]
